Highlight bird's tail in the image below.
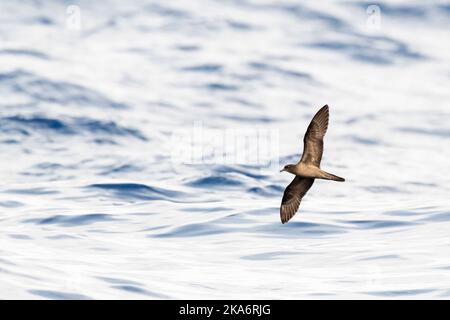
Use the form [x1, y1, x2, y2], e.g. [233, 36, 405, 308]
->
[319, 170, 345, 182]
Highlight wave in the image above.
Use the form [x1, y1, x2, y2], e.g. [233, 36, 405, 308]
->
[151, 223, 229, 238]
[0, 70, 128, 109]
[186, 175, 243, 188]
[23, 213, 116, 227]
[307, 36, 425, 65]
[363, 289, 436, 297]
[347, 219, 416, 230]
[87, 183, 185, 201]
[0, 49, 50, 60]
[28, 290, 92, 300]
[0, 116, 147, 141]
[248, 62, 313, 80]
[180, 64, 223, 73]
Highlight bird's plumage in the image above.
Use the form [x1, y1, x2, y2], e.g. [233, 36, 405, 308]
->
[280, 104, 344, 224]
[280, 177, 314, 224]
[299, 105, 329, 167]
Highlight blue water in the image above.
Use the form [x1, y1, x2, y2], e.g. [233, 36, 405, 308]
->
[0, 0, 449, 299]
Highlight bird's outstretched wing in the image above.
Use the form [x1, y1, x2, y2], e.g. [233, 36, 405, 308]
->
[280, 176, 315, 224]
[299, 105, 329, 167]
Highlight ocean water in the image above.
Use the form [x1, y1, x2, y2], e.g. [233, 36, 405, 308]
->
[0, 0, 449, 299]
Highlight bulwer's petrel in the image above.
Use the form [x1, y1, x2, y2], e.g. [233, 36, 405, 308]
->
[280, 105, 345, 224]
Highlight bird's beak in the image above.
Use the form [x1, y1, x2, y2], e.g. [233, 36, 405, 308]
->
[280, 168, 285, 172]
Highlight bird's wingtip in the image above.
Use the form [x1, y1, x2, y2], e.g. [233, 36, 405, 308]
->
[318, 104, 329, 113]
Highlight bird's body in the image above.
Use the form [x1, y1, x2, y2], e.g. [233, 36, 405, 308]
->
[287, 162, 344, 181]
[279, 105, 344, 224]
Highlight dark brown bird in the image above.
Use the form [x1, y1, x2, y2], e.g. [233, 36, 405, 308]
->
[279, 105, 345, 224]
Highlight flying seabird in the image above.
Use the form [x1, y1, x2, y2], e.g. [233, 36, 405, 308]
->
[279, 105, 345, 224]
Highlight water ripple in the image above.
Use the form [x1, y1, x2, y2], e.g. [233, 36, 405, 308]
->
[0, 116, 147, 141]
[0, 49, 50, 60]
[348, 219, 415, 230]
[88, 183, 185, 201]
[151, 223, 229, 238]
[29, 289, 92, 300]
[0, 70, 128, 109]
[23, 213, 116, 227]
[363, 288, 436, 297]
[186, 175, 243, 188]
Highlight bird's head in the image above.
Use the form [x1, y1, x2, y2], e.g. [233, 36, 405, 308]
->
[280, 164, 295, 174]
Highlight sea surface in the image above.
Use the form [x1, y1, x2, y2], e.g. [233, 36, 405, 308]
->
[0, 0, 449, 299]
